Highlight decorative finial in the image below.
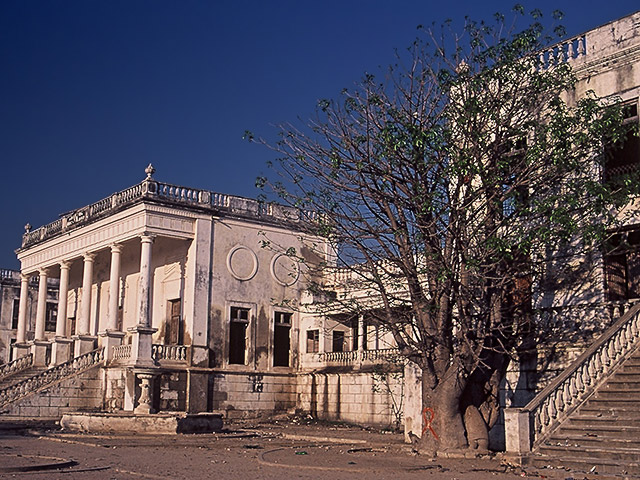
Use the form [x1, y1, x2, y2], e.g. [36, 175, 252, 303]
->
[24, 223, 31, 233]
[145, 163, 156, 179]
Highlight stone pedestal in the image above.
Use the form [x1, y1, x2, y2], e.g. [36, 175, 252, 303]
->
[11, 343, 30, 361]
[30, 340, 50, 367]
[124, 368, 158, 414]
[127, 325, 157, 368]
[73, 335, 98, 357]
[51, 337, 74, 365]
[504, 408, 532, 454]
[98, 330, 126, 362]
[134, 372, 156, 414]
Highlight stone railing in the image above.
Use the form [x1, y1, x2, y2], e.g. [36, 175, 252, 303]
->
[316, 348, 400, 365]
[112, 344, 132, 361]
[21, 177, 317, 249]
[505, 303, 640, 454]
[0, 348, 104, 408]
[0, 269, 18, 281]
[538, 34, 586, 70]
[0, 354, 33, 382]
[151, 344, 188, 363]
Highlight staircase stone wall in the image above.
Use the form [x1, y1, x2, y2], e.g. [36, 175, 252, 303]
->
[0, 365, 103, 418]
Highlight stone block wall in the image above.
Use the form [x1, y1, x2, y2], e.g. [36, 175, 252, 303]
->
[297, 369, 404, 429]
[157, 371, 187, 411]
[211, 371, 297, 417]
[2, 366, 102, 417]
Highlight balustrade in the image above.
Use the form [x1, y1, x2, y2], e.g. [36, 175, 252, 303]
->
[151, 344, 188, 362]
[0, 348, 104, 408]
[0, 354, 33, 381]
[538, 34, 587, 69]
[22, 175, 317, 248]
[316, 348, 400, 365]
[112, 344, 132, 361]
[508, 303, 640, 453]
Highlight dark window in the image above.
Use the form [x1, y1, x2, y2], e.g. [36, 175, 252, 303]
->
[332, 331, 345, 352]
[273, 311, 291, 367]
[604, 103, 640, 184]
[604, 230, 640, 301]
[229, 307, 249, 365]
[11, 299, 19, 329]
[68, 317, 76, 337]
[45, 303, 57, 332]
[165, 299, 183, 345]
[306, 330, 319, 353]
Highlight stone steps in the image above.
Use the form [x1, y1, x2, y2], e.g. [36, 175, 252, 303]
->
[527, 347, 640, 477]
[528, 451, 640, 477]
[0, 367, 46, 390]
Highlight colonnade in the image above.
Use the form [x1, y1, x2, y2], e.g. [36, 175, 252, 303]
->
[12, 234, 156, 366]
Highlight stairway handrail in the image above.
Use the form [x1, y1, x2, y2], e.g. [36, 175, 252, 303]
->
[0, 353, 33, 382]
[520, 302, 640, 449]
[0, 348, 104, 408]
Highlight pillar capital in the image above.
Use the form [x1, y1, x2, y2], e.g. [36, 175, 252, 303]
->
[83, 252, 97, 262]
[60, 259, 71, 270]
[38, 267, 50, 277]
[140, 234, 155, 244]
[110, 243, 124, 253]
[20, 272, 30, 282]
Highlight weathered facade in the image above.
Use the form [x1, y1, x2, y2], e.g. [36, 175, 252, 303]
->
[2, 165, 401, 427]
[1, 12, 640, 454]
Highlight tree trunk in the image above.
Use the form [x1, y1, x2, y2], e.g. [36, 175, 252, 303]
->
[418, 369, 468, 454]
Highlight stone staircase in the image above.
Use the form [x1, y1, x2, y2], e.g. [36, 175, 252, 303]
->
[505, 304, 640, 478]
[529, 350, 640, 476]
[0, 348, 105, 416]
[0, 366, 47, 391]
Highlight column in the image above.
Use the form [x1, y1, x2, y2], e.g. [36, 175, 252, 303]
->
[56, 261, 70, 337]
[11, 274, 31, 360]
[74, 252, 97, 356]
[99, 244, 125, 362]
[138, 235, 153, 327]
[51, 260, 73, 365]
[127, 235, 157, 368]
[78, 252, 95, 335]
[34, 268, 48, 341]
[107, 244, 122, 331]
[357, 314, 365, 367]
[31, 268, 50, 366]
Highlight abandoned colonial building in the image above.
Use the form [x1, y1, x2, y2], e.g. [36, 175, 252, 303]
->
[0, 163, 402, 427]
[0, 270, 59, 364]
[1, 9, 640, 475]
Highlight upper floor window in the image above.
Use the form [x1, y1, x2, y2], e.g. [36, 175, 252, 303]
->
[306, 329, 319, 353]
[604, 101, 640, 185]
[604, 229, 640, 302]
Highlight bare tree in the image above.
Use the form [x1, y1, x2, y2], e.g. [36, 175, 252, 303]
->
[253, 7, 636, 453]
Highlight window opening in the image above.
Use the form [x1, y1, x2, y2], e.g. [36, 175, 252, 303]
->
[306, 329, 319, 353]
[604, 101, 640, 184]
[11, 299, 19, 329]
[332, 330, 345, 352]
[229, 306, 249, 364]
[273, 311, 292, 367]
[45, 303, 57, 332]
[165, 299, 183, 345]
[604, 230, 640, 301]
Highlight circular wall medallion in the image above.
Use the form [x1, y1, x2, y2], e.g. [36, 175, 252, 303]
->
[227, 245, 258, 281]
[270, 253, 300, 286]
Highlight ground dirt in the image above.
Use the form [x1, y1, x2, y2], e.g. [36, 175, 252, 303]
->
[0, 417, 582, 479]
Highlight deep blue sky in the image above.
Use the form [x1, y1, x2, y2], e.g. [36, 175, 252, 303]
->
[1, 1, 638, 269]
